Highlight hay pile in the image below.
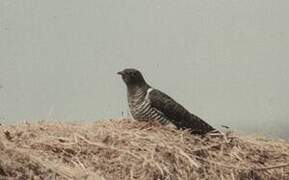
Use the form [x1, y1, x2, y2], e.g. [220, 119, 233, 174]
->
[0, 119, 288, 180]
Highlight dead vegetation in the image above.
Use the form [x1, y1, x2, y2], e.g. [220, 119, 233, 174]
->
[0, 119, 288, 180]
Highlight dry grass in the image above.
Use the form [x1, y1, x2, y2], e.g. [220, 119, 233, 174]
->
[0, 119, 289, 180]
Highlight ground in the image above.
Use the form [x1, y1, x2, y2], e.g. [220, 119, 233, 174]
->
[0, 119, 289, 180]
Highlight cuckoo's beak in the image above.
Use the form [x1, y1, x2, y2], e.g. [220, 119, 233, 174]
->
[117, 71, 124, 75]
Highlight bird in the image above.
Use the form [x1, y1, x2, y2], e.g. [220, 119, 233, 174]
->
[117, 68, 216, 135]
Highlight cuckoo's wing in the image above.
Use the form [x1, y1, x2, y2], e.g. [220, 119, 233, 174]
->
[149, 89, 215, 134]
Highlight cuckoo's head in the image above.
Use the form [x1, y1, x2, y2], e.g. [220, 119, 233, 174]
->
[117, 68, 146, 87]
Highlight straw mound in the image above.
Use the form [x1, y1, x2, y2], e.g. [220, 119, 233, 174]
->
[0, 119, 288, 180]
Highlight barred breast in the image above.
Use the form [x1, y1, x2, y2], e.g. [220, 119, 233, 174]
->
[128, 88, 170, 125]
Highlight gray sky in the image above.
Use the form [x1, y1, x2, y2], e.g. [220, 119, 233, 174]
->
[1, 0, 289, 138]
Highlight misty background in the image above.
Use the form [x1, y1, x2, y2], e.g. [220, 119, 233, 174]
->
[0, 0, 288, 138]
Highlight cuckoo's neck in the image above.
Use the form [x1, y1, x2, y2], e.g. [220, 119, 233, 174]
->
[127, 83, 150, 100]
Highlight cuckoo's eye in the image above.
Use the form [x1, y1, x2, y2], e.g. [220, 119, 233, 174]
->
[128, 71, 135, 77]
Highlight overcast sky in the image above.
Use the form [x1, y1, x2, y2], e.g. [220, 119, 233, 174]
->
[1, 0, 289, 138]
